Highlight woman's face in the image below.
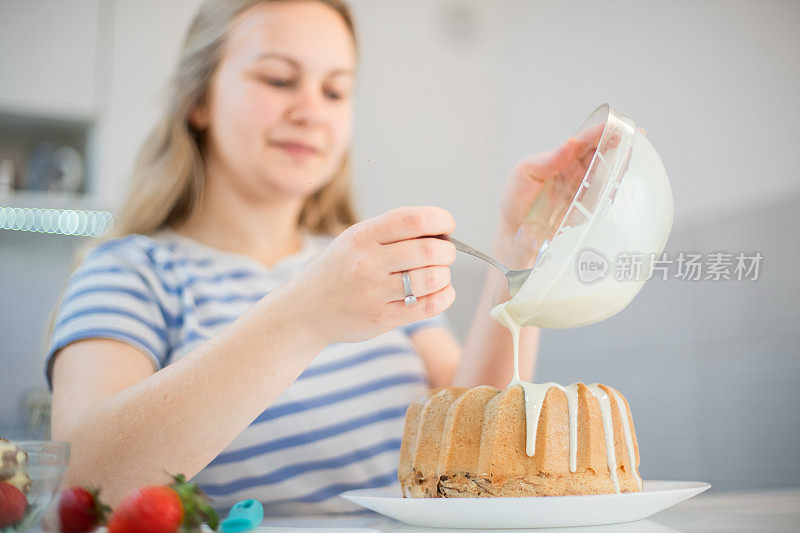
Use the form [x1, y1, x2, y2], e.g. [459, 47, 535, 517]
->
[195, 1, 356, 201]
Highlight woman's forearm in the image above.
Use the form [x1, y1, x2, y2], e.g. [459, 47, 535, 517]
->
[451, 230, 540, 389]
[58, 280, 328, 504]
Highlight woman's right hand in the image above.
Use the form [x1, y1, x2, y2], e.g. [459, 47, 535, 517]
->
[287, 206, 457, 345]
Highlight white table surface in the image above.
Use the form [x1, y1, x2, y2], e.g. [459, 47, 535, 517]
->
[254, 488, 800, 532]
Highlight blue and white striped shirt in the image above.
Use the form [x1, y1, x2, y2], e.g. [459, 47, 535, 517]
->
[45, 229, 451, 516]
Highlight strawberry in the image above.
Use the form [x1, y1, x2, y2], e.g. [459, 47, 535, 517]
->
[0, 481, 28, 528]
[58, 486, 111, 533]
[107, 474, 218, 533]
[107, 485, 181, 533]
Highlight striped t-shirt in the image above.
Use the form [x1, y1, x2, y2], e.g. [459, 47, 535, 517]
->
[46, 228, 452, 516]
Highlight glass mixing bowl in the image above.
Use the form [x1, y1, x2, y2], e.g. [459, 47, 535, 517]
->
[498, 104, 674, 328]
[0, 440, 70, 531]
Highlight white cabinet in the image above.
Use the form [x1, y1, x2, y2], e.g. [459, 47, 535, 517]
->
[0, 0, 99, 119]
[0, 0, 202, 209]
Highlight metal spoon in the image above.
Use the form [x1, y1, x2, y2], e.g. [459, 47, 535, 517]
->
[433, 234, 534, 297]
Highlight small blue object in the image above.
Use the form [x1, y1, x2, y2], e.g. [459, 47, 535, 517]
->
[221, 499, 264, 532]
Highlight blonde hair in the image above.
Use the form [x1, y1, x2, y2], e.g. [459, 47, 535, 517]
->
[112, 0, 359, 238]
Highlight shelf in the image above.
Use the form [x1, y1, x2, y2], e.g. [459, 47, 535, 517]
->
[0, 110, 93, 204]
[0, 102, 95, 127]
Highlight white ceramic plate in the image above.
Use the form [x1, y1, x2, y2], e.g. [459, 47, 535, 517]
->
[339, 481, 710, 529]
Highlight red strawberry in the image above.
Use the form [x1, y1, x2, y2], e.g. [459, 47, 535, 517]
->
[0, 481, 28, 528]
[58, 486, 111, 533]
[107, 474, 218, 533]
[107, 485, 182, 533]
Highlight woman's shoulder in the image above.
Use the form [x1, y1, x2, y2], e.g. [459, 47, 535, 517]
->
[81, 232, 182, 272]
[78, 229, 337, 276]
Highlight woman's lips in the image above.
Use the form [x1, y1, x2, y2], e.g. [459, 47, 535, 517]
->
[271, 141, 319, 159]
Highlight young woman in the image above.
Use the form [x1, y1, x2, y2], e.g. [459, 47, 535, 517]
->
[47, 0, 585, 516]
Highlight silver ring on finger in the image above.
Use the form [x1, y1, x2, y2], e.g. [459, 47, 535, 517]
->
[401, 270, 417, 306]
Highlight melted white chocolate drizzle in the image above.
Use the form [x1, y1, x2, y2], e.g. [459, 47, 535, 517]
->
[610, 387, 643, 490]
[491, 299, 639, 492]
[585, 384, 621, 493]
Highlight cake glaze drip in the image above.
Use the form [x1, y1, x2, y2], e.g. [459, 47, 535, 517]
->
[586, 384, 621, 493]
[610, 387, 643, 490]
[492, 299, 639, 493]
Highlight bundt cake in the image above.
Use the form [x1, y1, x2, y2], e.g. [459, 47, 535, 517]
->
[398, 382, 641, 498]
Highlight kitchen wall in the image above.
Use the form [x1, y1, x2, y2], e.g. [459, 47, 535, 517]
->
[1, 0, 798, 490]
[537, 191, 800, 490]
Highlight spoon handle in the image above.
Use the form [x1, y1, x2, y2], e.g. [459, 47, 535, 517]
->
[433, 234, 511, 276]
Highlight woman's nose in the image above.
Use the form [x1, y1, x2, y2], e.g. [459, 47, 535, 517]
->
[286, 84, 327, 126]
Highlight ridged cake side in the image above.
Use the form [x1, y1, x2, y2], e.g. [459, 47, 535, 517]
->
[398, 383, 641, 497]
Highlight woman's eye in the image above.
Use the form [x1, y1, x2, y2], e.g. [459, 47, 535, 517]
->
[325, 90, 343, 101]
[262, 77, 295, 88]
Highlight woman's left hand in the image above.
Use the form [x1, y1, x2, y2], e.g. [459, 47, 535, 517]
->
[495, 126, 603, 240]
